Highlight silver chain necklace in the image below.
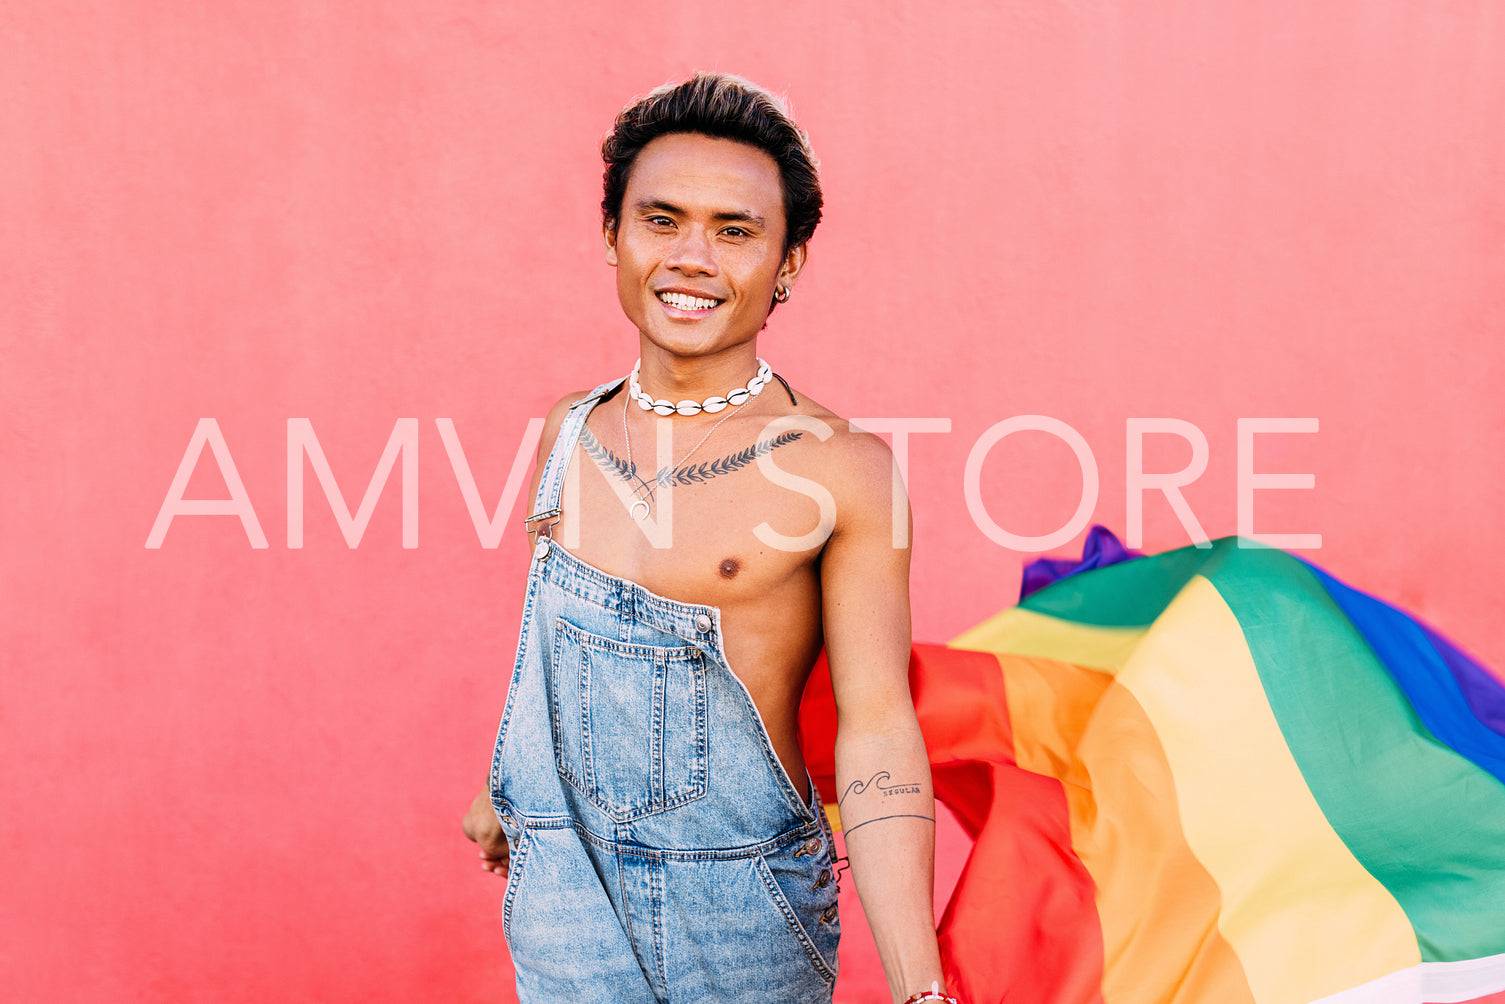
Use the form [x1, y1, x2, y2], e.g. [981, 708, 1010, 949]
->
[621, 378, 755, 520]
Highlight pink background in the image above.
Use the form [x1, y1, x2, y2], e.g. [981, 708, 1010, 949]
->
[4, 2, 1502, 1001]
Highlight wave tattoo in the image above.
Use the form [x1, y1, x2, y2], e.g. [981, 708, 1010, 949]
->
[838, 770, 924, 806]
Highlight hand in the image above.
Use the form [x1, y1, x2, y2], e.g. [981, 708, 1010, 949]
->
[462, 789, 510, 877]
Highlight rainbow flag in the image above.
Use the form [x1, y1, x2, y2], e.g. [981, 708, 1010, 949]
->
[800, 532, 1505, 1004]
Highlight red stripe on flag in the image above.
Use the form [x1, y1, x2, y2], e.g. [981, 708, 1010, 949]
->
[798, 647, 1107, 1004]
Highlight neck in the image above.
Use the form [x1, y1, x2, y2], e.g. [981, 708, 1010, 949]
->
[634, 344, 762, 402]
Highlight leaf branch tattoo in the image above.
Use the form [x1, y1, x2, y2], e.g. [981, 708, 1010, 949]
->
[581, 425, 639, 484]
[581, 426, 803, 489]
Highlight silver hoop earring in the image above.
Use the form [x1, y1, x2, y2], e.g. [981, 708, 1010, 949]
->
[773, 285, 791, 303]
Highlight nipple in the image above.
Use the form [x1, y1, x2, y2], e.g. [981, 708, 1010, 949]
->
[718, 557, 742, 580]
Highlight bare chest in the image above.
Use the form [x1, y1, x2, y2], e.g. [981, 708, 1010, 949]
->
[548, 414, 830, 609]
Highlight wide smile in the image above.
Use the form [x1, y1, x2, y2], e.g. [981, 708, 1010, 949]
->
[656, 290, 725, 316]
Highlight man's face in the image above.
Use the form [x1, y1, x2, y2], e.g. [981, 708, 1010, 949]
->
[606, 133, 805, 360]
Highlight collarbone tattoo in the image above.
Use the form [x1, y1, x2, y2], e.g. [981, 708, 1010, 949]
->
[581, 425, 804, 489]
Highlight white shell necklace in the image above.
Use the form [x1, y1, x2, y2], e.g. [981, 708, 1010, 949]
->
[621, 362, 765, 520]
[629, 358, 772, 416]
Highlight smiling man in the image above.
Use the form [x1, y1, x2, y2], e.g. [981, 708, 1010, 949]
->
[463, 73, 954, 1004]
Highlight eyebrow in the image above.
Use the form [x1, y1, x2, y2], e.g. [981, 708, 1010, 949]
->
[634, 199, 766, 229]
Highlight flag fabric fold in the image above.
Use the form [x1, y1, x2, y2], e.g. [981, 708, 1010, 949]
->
[798, 532, 1505, 1004]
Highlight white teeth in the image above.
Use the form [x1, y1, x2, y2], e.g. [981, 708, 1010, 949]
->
[658, 291, 720, 311]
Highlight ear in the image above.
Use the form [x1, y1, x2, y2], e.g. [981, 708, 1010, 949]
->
[603, 220, 619, 267]
[777, 242, 808, 290]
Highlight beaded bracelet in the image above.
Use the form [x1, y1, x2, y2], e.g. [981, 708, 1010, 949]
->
[902, 983, 959, 1004]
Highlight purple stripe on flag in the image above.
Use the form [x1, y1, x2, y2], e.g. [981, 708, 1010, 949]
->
[1417, 620, 1505, 740]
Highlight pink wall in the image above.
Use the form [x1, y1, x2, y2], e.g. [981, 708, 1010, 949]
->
[3, 1, 1502, 1000]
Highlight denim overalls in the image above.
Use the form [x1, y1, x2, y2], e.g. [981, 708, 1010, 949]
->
[489, 380, 840, 1003]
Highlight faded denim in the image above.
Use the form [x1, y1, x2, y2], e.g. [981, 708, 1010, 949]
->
[490, 381, 840, 1003]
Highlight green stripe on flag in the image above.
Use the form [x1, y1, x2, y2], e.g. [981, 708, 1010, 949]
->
[1203, 543, 1505, 962]
[1020, 541, 1216, 627]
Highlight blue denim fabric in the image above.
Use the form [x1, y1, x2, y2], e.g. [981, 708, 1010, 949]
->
[490, 381, 840, 1003]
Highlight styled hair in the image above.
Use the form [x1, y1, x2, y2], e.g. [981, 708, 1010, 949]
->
[601, 72, 823, 252]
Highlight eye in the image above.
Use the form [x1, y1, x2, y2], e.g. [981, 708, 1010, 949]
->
[721, 226, 749, 238]
[646, 215, 675, 227]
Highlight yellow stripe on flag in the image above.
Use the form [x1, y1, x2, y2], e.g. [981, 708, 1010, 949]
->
[999, 654, 1258, 1004]
[952, 607, 1145, 675]
[1118, 576, 1418, 1003]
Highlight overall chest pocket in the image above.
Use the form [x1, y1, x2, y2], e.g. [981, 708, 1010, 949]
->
[547, 618, 709, 821]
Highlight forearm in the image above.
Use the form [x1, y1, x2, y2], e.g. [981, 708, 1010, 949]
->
[836, 720, 944, 1003]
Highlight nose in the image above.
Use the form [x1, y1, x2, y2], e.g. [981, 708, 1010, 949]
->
[664, 225, 717, 277]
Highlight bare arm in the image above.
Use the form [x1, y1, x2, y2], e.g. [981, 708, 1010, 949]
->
[822, 433, 947, 1002]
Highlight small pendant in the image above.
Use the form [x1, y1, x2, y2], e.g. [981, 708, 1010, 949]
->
[629, 499, 650, 521]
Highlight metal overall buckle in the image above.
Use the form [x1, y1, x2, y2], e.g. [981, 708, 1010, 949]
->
[523, 508, 562, 560]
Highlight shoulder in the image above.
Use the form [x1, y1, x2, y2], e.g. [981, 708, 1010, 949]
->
[769, 390, 901, 521]
[790, 392, 894, 472]
[536, 385, 609, 463]
[768, 390, 911, 570]
[542, 389, 588, 430]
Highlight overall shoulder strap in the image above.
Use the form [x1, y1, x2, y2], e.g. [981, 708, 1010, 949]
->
[523, 377, 624, 540]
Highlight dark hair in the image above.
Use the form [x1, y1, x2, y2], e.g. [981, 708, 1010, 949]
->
[601, 72, 823, 252]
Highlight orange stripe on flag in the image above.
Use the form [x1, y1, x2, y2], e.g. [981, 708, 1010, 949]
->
[911, 645, 1106, 1004]
[998, 655, 1256, 1004]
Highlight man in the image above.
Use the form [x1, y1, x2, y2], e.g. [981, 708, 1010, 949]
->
[463, 73, 955, 1004]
